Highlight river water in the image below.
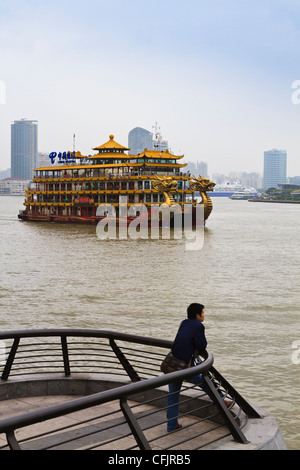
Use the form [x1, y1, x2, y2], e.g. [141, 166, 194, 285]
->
[0, 196, 299, 449]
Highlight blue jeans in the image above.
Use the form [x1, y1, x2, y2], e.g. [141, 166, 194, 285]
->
[166, 373, 217, 431]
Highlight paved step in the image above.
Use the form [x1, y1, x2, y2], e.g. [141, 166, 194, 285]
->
[0, 395, 230, 450]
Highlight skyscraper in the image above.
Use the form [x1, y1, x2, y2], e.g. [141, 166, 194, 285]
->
[263, 149, 287, 189]
[128, 127, 153, 155]
[11, 119, 38, 180]
[128, 126, 169, 155]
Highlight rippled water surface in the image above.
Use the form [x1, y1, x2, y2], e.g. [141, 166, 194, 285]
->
[0, 196, 299, 449]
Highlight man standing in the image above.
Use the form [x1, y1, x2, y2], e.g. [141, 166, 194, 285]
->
[166, 303, 230, 432]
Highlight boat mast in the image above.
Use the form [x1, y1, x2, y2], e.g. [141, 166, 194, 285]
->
[152, 122, 161, 150]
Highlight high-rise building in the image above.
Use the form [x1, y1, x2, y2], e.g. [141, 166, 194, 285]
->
[11, 119, 38, 180]
[128, 126, 169, 155]
[185, 161, 208, 178]
[128, 127, 153, 155]
[263, 148, 287, 189]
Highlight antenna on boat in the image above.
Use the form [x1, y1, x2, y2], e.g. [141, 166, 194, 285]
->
[152, 122, 161, 150]
[73, 134, 75, 153]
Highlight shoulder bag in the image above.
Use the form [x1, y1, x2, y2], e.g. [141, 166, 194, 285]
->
[160, 351, 190, 374]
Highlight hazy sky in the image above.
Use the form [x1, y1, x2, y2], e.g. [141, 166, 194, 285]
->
[1, 0, 300, 176]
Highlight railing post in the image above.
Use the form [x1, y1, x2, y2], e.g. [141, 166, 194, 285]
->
[1, 338, 19, 381]
[61, 336, 71, 377]
[110, 339, 140, 382]
[6, 431, 21, 450]
[120, 398, 151, 450]
[202, 372, 249, 444]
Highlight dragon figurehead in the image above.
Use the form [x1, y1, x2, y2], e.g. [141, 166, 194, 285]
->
[189, 175, 216, 221]
[189, 175, 215, 193]
[151, 175, 178, 205]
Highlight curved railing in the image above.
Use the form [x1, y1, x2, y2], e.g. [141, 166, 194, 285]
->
[0, 329, 261, 450]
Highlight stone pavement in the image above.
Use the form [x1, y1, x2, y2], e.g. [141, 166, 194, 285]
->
[0, 395, 287, 450]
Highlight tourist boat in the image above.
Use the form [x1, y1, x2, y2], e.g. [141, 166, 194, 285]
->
[229, 188, 258, 200]
[18, 134, 215, 226]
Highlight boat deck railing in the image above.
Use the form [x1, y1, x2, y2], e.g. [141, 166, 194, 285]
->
[0, 329, 261, 450]
[33, 171, 191, 181]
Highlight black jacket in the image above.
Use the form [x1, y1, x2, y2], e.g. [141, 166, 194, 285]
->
[172, 318, 207, 364]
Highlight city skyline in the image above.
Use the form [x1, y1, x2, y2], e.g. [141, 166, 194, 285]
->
[1, 118, 298, 179]
[1, 1, 300, 176]
[3, 118, 294, 184]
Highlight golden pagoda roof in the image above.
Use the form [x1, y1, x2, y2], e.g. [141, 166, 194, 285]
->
[92, 134, 129, 153]
[34, 160, 187, 173]
[136, 149, 184, 160]
[141, 161, 187, 168]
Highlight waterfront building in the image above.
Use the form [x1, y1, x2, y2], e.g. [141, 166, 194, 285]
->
[263, 149, 287, 189]
[0, 178, 30, 195]
[240, 172, 263, 190]
[211, 172, 262, 190]
[11, 119, 38, 181]
[0, 168, 10, 179]
[185, 161, 208, 178]
[288, 176, 300, 185]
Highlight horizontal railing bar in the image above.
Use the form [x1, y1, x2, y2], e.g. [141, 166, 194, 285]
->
[39, 413, 129, 451]
[148, 410, 224, 447]
[115, 345, 166, 356]
[9, 347, 62, 352]
[18, 407, 123, 446]
[84, 428, 134, 451]
[8, 359, 64, 364]
[0, 329, 173, 350]
[4, 370, 130, 379]
[0, 354, 214, 434]
[196, 430, 232, 450]
[167, 422, 229, 450]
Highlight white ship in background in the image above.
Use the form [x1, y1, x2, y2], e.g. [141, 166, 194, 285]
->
[209, 181, 244, 197]
[229, 188, 258, 200]
[193, 181, 258, 200]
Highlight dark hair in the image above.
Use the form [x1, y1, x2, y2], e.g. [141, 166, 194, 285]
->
[187, 303, 204, 319]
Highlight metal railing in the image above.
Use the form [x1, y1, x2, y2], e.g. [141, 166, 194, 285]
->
[0, 329, 261, 450]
